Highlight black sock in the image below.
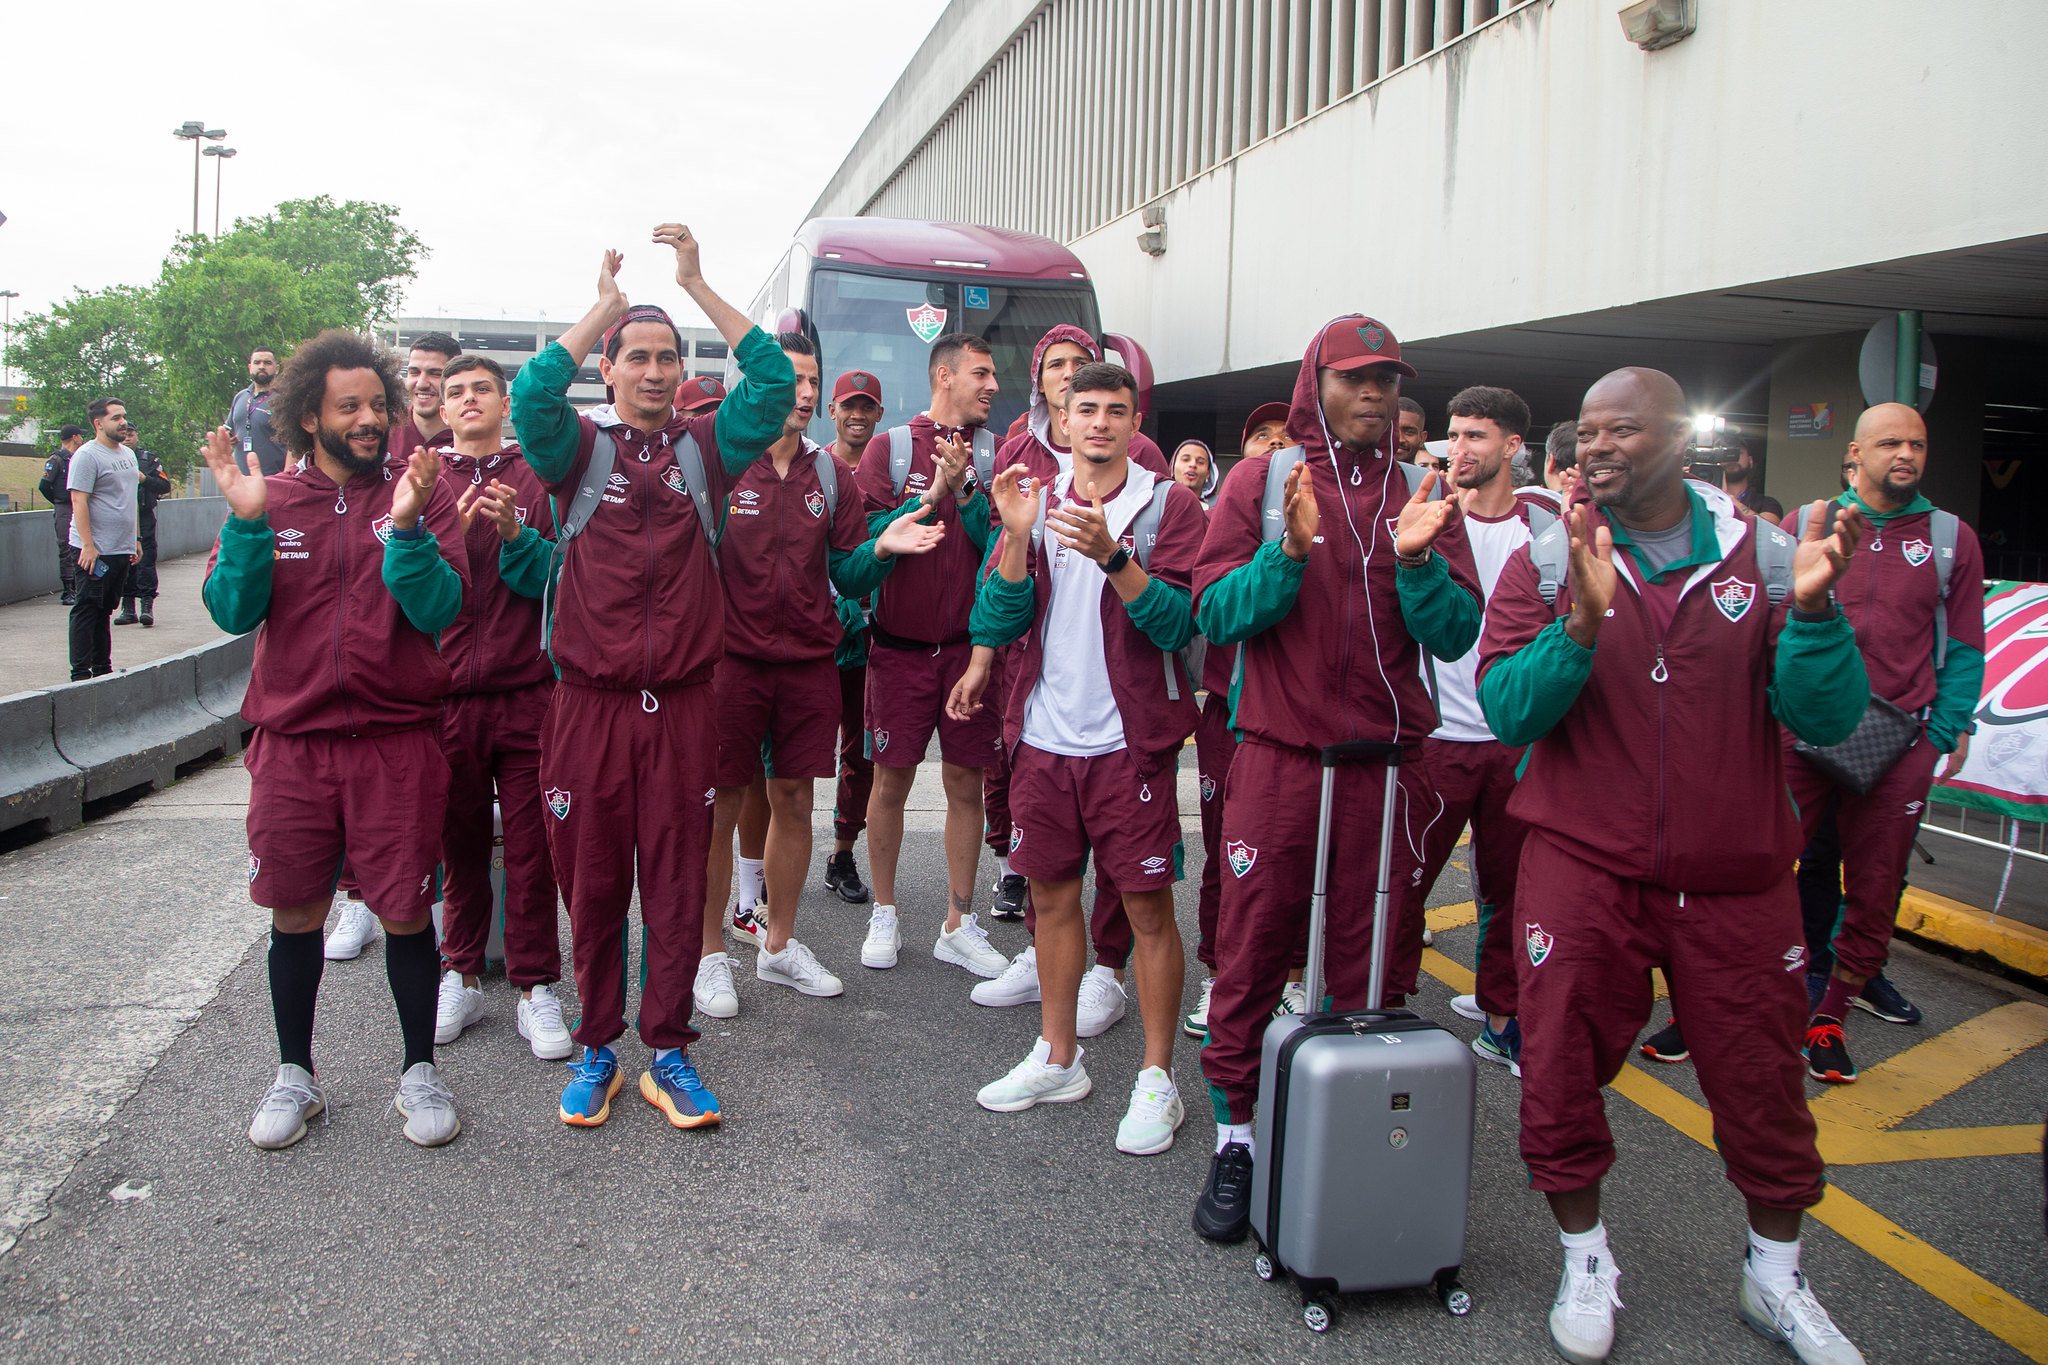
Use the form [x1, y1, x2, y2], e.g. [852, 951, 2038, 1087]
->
[384, 927, 439, 1073]
[268, 927, 325, 1072]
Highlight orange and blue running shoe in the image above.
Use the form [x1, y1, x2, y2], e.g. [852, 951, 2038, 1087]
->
[1804, 1017, 1858, 1084]
[560, 1046, 622, 1126]
[641, 1051, 722, 1129]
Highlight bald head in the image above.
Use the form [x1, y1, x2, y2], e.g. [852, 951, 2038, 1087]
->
[1575, 367, 1693, 523]
[1585, 367, 1688, 426]
[1847, 401, 1929, 511]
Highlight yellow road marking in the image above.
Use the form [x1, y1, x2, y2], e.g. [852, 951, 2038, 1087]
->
[1821, 1125, 2043, 1165]
[1809, 1001, 2048, 1132]
[1426, 901, 1477, 932]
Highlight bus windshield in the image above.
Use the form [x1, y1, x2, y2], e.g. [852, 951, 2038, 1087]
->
[807, 268, 1100, 447]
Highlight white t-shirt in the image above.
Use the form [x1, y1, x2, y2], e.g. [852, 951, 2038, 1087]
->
[1430, 506, 1536, 743]
[1021, 469, 1157, 757]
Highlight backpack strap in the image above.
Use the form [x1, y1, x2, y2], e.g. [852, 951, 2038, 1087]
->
[1259, 446, 1307, 544]
[811, 444, 837, 521]
[1932, 509, 1958, 669]
[972, 428, 996, 494]
[1751, 518, 1797, 608]
[676, 430, 720, 561]
[1530, 516, 1570, 612]
[542, 428, 623, 650]
[1131, 479, 1173, 569]
[887, 425, 914, 500]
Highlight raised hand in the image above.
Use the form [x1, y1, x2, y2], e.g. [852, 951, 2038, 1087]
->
[473, 480, 525, 543]
[654, 224, 701, 288]
[202, 426, 266, 523]
[1563, 504, 1616, 648]
[990, 463, 1040, 538]
[1049, 491, 1119, 566]
[875, 508, 946, 561]
[594, 248, 628, 325]
[455, 483, 481, 537]
[1791, 499, 1867, 613]
[1281, 461, 1318, 562]
[1394, 470, 1461, 558]
[390, 448, 441, 531]
[931, 435, 972, 498]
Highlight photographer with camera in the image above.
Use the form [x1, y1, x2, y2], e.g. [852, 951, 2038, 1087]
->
[1690, 429, 1783, 524]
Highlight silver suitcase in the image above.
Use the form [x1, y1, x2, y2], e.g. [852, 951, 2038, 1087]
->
[1247, 741, 1476, 1332]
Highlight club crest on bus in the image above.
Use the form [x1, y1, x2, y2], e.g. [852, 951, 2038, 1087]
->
[906, 303, 947, 344]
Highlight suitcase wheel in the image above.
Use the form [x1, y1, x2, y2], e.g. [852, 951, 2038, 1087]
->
[1301, 1296, 1333, 1333]
[1252, 1251, 1276, 1283]
[1434, 1268, 1472, 1317]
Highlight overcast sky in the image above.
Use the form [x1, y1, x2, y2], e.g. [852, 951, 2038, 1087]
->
[4, 0, 952, 334]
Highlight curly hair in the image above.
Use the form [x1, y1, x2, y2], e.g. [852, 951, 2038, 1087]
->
[270, 329, 406, 458]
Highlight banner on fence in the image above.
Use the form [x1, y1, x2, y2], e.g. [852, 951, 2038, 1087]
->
[1932, 580, 2048, 821]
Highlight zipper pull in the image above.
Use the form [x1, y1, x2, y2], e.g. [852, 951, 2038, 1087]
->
[1870, 537, 1883, 553]
[1651, 644, 1668, 684]
[1349, 463, 1361, 486]
[334, 488, 348, 514]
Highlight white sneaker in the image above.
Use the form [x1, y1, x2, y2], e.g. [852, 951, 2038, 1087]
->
[1183, 977, 1215, 1038]
[727, 899, 767, 947]
[971, 946, 1041, 1007]
[1740, 1268, 1865, 1365]
[934, 912, 1008, 978]
[757, 938, 844, 997]
[1115, 1066, 1185, 1155]
[325, 899, 379, 960]
[1450, 993, 1486, 1022]
[1549, 1251, 1623, 1364]
[976, 1037, 1092, 1112]
[517, 984, 574, 1059]
[1076, 965, 1128, 1038]
[1423, 925, 1435, 946]
[1273, 980, 1308, 1018]
[693, 953, 740, 1018]
[391, 1061, 460, 1147]
[861, 905, 901, 969]
[433, 970, 485, 1045]
[248, 1063, 325, 1150]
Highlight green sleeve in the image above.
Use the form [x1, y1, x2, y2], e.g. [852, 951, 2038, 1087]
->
[1396, 552, 1483, 661]
[958, 488, 994, 557]
[202, 515, 275, 635]
[508, 343, 583, 483]
[1125, 576, 1194, 653]
[1198, 541, 1306, 645]
[834, 595, 869, 669]
[382, 533, 464, 635]
[829, 541, 895, 600]
[971, 568, 1037, 649]
[1478, 619, 1596, 746]
[710, 327, 797, 474]
[1769, 608, 1870, 747]
[866, 495, 933, 538]
[497, 526, 553, 601]
[1926, 640, 1985, 753]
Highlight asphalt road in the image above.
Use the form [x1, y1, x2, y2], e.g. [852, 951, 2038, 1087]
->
[0, 754, 2041, 1364]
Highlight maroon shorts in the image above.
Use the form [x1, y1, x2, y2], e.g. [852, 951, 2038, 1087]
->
[1007, 742, 1182, 891]
[245, 726, 450, 919]
[865, 639, 1001, 770]
[714, 654, 841, 788]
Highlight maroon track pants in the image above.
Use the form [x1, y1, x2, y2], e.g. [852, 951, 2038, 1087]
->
[1783, 730, 1940, 981]
[833, 663, 874, 843]
[1193, 693, 1238, 971]
[982, 651, 1015, 856]
[439, 684, 561, 988]
[1515, 831, 1824, 1210]
[1200, 740, 1430, 1124]
[539, 680, 714, 1052]
[1410, 736, 1529, 1017]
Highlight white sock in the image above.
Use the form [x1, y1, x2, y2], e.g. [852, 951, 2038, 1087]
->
[653, 1046, 681, 1064]
[997, 855, 1013, 878]
[1746, 1227, 1801, 1290]
[1215, 1121, 1255, 1156]
[735, 856, 764, 907]
[1560, 1222, 1613, 1275]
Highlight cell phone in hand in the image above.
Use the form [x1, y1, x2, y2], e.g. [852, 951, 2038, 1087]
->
[90, 560, 108, 579]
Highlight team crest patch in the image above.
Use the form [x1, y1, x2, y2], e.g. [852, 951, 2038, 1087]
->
[662, 466, 686, 496]
[1710, 576, 1756, 623]
[906, 303, 948, 344]
[247, 853, 260, 883]
[1200, 775, 1216, 802]
[1358, 323, 1386, 352]
[697, 377, 719, 397]
[545, 787, 571, 820]
[1526, 923, 1555, 967]
[371, 514, 396, 544]
[1009, 827, 1023, 854]
[514, 505, 529, 526]
[805, 490, 826, 518]
[1902, 538, 1932, 567]
[874, 730, 889, 752]
[848, 375, 869, 391]
[1226, 840, 1257, 878]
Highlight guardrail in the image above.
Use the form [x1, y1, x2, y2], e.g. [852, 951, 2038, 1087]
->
[0, 497, 230, 606]
[0, 631, 255, 837]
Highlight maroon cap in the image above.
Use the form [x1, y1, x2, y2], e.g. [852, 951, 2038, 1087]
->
[1242, 402, 1291, 448]
[678, 374, 725, 412]
[1316, 316, 1418, 377]
[600, 304, 682, 357]
[833, 371, 883, 405]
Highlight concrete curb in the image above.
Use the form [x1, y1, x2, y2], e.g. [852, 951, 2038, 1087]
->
[1896, 887, 2048, 981]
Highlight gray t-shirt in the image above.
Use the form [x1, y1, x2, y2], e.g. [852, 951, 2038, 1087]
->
[228, 385, 286, 477]
[1623, 517, 1694, 574]
[66, 440, 140, 555]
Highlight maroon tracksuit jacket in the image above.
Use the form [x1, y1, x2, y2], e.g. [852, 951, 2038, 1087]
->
[718, 440, 871, 662]
[855, 415, 988, 647]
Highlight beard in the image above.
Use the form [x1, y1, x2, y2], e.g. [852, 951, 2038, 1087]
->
[1881, 469, 1922, 503]
[317, 422, 386, 476]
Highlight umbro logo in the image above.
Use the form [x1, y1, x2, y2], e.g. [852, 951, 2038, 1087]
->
[276, 528, 304, 543]
[1139, 855, 1168, 874]
[738, 489, 760, 504]
[607, 471, 629, 489]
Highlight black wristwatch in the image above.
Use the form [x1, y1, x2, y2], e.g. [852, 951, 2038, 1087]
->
[1102, 546, 1131, 575]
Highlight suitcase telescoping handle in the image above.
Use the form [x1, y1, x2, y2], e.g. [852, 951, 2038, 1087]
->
[1307, 742, 1404, 1016]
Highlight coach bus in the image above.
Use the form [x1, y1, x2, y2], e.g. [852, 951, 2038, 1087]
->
[745, 217, 1153, 447]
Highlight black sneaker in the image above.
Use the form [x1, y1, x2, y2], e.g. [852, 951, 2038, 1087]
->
[1805, 1016, 1858, 1083]
[822, 850, 870, 905]
[1193, 1142, 1256, 1242]
[1639, 1019, 1689, 1064]
[1853, 972, 1922, 1025]
[989, 873, 1027, 922]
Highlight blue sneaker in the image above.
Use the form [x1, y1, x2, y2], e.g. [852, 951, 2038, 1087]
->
[1472, 1017, 1522, 1077]
[1854, 972, 1922, 1025]
[640, 1052, 722, 1129]
[559, 1046, 622, 1127]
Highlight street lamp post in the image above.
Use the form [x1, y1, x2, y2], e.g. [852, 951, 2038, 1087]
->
[171, 121, 227, 235]
[203, 146, 237, 237]
[0, 290, 17, 387]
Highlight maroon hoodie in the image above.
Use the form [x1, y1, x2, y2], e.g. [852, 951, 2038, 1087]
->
[438, 445, 556, 695]
[855, 414, 989, 646]
[718, 437, 872, 662]
[1193, 327, 1481, 752]
[218, 464, 471, 736]
[996, 469, 1206, 777]
[997, 324, 1170, 487]
[1824, 506, 1986, 711]
[388, 416, 452, 467]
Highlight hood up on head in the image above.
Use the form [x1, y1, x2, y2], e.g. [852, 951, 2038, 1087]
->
[1026, 324, 1102, 452]
[1284, 314, 1419, 461]
[1171, 438, 1221, 501]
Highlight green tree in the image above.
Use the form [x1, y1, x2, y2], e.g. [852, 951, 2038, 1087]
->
[12, 286, 181, 469]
